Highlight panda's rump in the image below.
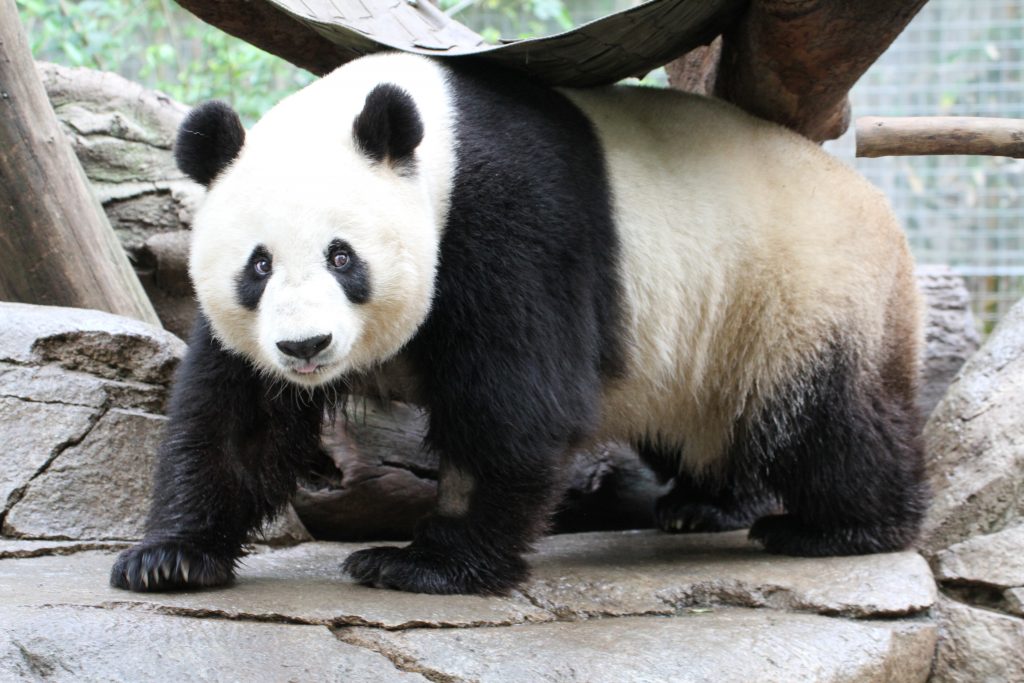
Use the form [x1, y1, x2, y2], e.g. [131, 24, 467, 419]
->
[568, 86, 920, 469]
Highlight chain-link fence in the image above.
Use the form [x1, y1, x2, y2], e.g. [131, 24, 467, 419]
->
[457, 0, 1023, 332]
[825, 0, 1024, 334]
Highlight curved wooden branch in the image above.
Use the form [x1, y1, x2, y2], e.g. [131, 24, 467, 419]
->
[716, 0, 929, 142]
[857, 117, 1024, 158]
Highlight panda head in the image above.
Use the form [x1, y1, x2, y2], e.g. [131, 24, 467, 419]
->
[178, 76, 442, 388]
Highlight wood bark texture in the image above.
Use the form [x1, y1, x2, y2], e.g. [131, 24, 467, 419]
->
[716, 0, 929, 142]
[857, 117, 1024, 159]
[666, 37, 722, 96]
[0, 0, 160, 325]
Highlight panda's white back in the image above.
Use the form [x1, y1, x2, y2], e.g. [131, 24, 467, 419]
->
[561, 87, 919, 467]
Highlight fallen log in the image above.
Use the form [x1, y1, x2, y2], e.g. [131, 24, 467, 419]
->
[856, 116, 1024, 158]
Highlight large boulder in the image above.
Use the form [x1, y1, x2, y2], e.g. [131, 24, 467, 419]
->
[919, 297, 1024, 555]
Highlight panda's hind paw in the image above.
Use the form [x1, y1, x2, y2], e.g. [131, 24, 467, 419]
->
[110, 540, 235, 592]
[749, 514, 917, 556]
[343, 543, 527, 596]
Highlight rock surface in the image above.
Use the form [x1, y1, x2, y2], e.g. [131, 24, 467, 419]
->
[0, 606, 422, 683]
[935, 524, 1024, 592]
[40, 62, 202, 338]
[919, 297, 1024, 555]
[38, 62, 200, 253]
[916, 265, 980, 418]
[0, 303, 183, 539]
[0, 531, 937, 681]
[931, 596, 1024, 683]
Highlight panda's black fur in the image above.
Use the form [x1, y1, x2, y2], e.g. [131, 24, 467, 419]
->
[111, 55, 928, 595]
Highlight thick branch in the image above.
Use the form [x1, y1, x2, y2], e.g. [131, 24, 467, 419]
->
[857, 117, 1024, 159]
[716, 0, 929, 142]
[0, 0, 161, 325]
[665, 37, 722, 96]
[173, 0, 357, 76]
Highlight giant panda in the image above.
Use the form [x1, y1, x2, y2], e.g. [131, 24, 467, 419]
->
[111, 52, 928, 595]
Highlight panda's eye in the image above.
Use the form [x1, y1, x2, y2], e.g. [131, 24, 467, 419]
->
[253, 257, 272, 277]
[329, 248, 351, 271]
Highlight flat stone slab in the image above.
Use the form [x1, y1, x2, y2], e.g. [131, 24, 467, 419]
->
[525, 530, 936, 618]
[0, 606, 424, 682]
[341, 611, 936, 683]
[935, 524, 1024, 590]
[0, 532, 938, 681]
[0, 545, 549, 630]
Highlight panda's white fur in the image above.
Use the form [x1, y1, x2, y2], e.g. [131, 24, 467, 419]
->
[563, 87, 919, 467]
[192, 54, 918, 463]
[112, 52, 926, 596]
[189, 53, 457, 386]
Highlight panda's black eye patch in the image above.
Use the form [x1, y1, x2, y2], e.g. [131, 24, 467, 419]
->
[236, 244, 272, 310]
[326, 239, 370, 304]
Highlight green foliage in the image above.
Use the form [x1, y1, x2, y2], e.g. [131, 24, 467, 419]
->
[16, 0, 584, 121]
[439, 0, 573, 43]
[16, 0, 315, 124]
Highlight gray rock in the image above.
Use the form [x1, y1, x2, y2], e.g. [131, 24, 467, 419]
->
[0, 397, 97, 517]
[0, 302, 185, 385]
[935, 524, 1024, 590]
[0, 539, 127, 559]
[253, 504, 315, 547]
[0, 534, 940, 682]
[0, 363, 167, 413]
[0, 531, 934, 626]
[1005, 588, 1024, 618]
[40, 62, 203, 337]
[0, 547, 550, 629]
[931, 596, 1024, 683]
[0, 606, 423, 682]
[919, 297, 1024, 555]
[524, 530, 935, 619]
[916, 265, 980, 418]
[38, 62, 201, 252]
[3, 409, 165, 540]
[340, 611, 936, 683]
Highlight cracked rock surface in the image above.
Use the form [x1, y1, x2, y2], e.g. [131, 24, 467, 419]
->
[0, 302, 305, 545]
[919, 297, 1024, 682]
[0, 532, 936, 682]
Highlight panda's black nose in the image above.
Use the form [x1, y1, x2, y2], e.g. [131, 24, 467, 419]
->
[276, 334, 332, 360]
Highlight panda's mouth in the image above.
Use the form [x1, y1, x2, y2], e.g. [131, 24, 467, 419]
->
[294, 361, 322, 375]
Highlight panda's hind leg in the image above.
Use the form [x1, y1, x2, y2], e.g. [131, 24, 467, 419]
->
[637, 443, 778, 534]
[745, 346, 929, 556]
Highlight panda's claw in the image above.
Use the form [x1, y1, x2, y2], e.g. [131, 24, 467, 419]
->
[110, 541, 233, 592]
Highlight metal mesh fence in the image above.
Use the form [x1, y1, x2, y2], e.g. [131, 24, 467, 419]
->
[825, 0, 1024, 334]
[459, 0, 1023, 332]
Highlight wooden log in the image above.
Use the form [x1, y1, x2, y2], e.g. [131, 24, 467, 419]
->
[857, 117, 1024, 158]
[0, 0, 160, 326]
[665, 37, 722, 96]
[716, 0, 929, 142]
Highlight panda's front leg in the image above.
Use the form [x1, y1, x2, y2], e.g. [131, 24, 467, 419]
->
[344, 378, 570, 595]
[110, 317, 324, 592]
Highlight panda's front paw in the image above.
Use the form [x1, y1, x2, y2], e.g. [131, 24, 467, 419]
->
[343, 543, 527, 596]
[110, 540, 235, 592]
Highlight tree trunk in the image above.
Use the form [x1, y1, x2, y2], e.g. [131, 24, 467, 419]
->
[0, 0, 160, 326]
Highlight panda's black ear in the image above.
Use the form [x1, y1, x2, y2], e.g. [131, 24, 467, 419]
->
[353, 84, 424, 168]
[175, 101, 246, 187]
